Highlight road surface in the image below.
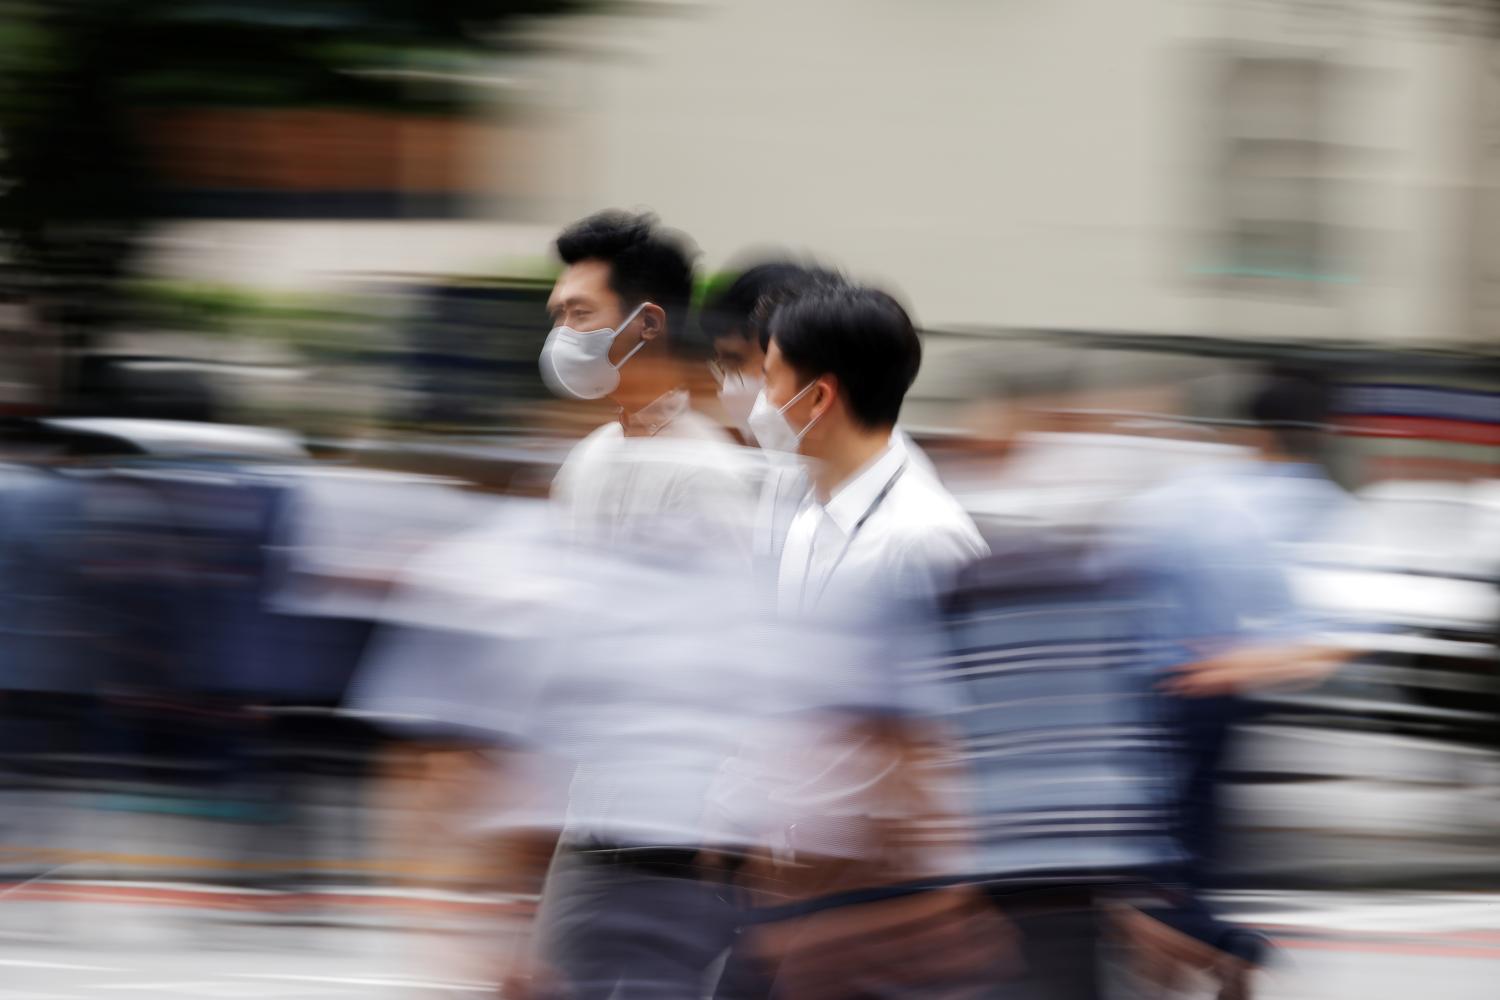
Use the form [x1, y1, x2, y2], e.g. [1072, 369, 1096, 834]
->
[1, 886, 1497, 998]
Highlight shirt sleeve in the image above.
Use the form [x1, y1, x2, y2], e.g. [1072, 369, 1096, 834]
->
[344, 513, 565, 747]
[886, 526, 990, 609]
[1105, 479, 1315, 660]
[347, 621, 546, 747]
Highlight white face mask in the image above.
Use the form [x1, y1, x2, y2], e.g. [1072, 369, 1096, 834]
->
[538, 301, 650, 401]
[746, 380, 821, 454]
[716, 371, 764, 442]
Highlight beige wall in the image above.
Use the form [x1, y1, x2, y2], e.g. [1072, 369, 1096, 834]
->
[538, 0, 1496, 347]
[145, 0, 1499, 349]
[547, 0, 1187, 333]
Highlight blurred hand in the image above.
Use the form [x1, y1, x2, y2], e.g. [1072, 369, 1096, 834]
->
[492, 911, 556, 1000]
[498, 954, 557, 1000]
[1161, 644, 1350, 698]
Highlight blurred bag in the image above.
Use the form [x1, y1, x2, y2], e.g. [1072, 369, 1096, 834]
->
[743, 883, 1019, 1000]
[726, 714, 1018, 998]
[1107, 904, 1256, 1000]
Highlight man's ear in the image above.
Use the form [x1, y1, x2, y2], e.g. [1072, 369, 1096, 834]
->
[637, 302, 667, 341]
[810, 375, 839, 423]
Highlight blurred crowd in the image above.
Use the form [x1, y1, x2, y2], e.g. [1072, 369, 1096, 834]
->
[0, 210, 1497, 1000]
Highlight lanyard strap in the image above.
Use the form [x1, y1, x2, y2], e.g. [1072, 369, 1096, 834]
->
[799, 461, 908, 612]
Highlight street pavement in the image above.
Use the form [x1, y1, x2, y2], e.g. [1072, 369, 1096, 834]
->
[0, 887, 1498, 998]
[3, 726, 1497, 997]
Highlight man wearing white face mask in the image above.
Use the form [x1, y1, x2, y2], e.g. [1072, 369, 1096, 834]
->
[540, 210, 756, 553]
[702, 260, 818, 445]
[702, 285, 999, 998]
[498, 210, 767, 999]
[749, 283, 986, 617]
[706, 261, 940, 476]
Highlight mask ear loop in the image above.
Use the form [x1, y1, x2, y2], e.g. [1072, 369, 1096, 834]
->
[610, 302, 652, 371]
[776, 378, 818, 416]
[781, 378, 825, 444]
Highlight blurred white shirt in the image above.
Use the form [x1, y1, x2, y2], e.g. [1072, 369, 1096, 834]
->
[355, 391, 776, 847]
[947, 431, 1244, 532]
[551, 388, 758, 558]
[776, 435, 988, 618]
[895, 426, 938, 479]
[267, 468, 492, 620]
[727, 437, 987, 864]
[352, 500, 809, 847]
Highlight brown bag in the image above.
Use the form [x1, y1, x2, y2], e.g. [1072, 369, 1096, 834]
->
[731, 715, 1019, 998]
[1107, 905, 1256, 999]
[745, 883, 1020, 1000]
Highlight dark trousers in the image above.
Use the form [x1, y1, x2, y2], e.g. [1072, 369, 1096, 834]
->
[1147, 693, 1267, 966]
[536, 849, 736, 1000]
[1170, 693, 1247, 878]
[1000, 893, 1105, 1000]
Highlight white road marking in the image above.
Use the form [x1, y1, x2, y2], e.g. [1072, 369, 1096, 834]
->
[0, 960, 130, 973]
[92, 984, 341, 998]
[1217, 892, 1500, 934]
[231, 972, 494, 992]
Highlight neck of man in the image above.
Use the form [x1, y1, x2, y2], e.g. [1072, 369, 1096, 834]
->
[811, 423, 893, 503]
[615, 354, 683, 422]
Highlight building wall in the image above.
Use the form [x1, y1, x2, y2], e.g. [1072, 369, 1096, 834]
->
[145, 0, 1499, 349]
[542, 0, 1496, 346]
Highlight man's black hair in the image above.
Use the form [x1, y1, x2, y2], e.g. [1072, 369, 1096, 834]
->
[702, 262, 816, 343]
[747, 266, 846, 352]
[1247, 373, 1332, 460]
[555, 210, 698, 355]
[768, 284, 921, 430]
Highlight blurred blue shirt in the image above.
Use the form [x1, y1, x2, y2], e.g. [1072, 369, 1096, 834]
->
[1100, 459, 1334, 670]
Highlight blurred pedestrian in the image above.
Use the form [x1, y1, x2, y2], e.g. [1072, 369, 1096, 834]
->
[751, 283, 984, 616]
[709, 261, 939, 477]
[542, 210, 757, 553]
[526, 210, 767, 998]
[702, 260, 816, 446]
[1102, 373, 1354, 999]
[712, 284, 1004, 998]
[350, 212, 768, 999]
[1236, 372, 1358, 551]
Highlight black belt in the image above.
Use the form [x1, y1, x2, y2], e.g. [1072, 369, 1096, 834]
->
[569, 843, 705, 878]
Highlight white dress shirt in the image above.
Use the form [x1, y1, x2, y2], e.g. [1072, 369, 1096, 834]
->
[352, 500, 806, 848]
[551, 388, 758, 558]
[708, 439, 986, 864]
[775, 436, 988, 619]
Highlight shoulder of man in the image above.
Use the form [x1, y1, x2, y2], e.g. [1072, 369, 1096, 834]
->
[893, 464, 985, 535]
[553, 420, 623, 481]
[879, 476, 989, 590]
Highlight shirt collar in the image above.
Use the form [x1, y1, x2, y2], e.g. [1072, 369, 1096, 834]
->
[818, 437, 907, 535]
[620, 387, 690, 438]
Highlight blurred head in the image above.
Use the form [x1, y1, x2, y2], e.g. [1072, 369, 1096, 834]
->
[755, 284, 922, 462]
[1245, 373, 1332, 463]
[704, 261, 836, 441]
[704, 262, 822, 374]
[541, 210, 697, 408]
